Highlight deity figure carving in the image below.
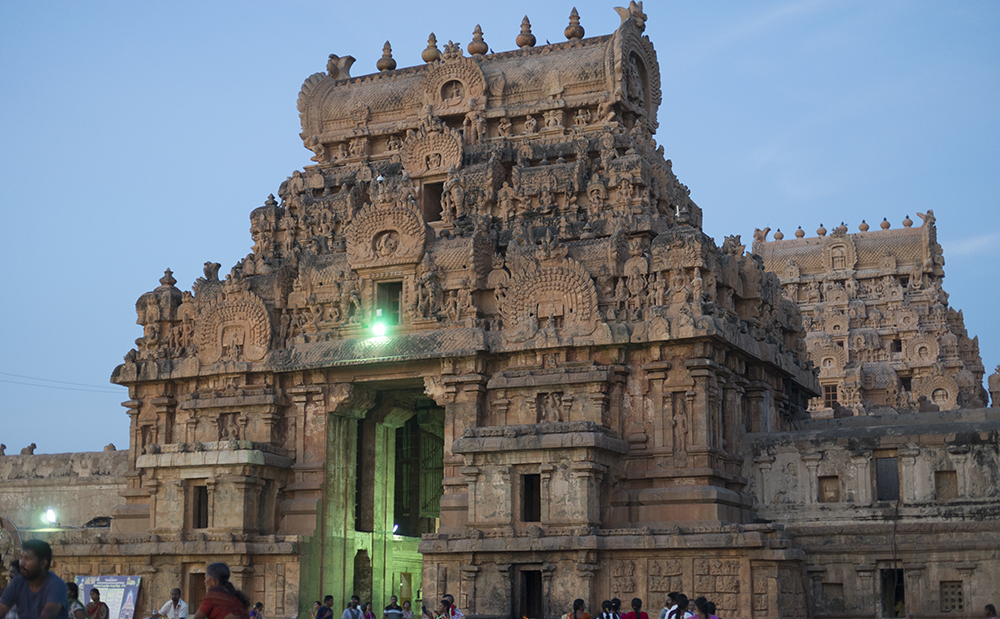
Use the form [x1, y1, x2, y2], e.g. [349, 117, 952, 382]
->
[498, 116, 513, 138]
[521, 115, 538, 135]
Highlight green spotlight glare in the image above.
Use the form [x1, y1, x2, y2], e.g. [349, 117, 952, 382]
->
[372, 322, 387, 337]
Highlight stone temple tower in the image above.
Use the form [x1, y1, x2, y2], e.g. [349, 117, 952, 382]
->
[107, 4, 819, 618]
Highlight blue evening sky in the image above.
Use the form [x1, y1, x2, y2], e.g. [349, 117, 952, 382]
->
[1, 1, 997, 454]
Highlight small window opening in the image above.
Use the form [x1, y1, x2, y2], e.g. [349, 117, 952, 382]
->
[823, 385, 838, 408]
[376, 282, 403, 325]
[899, 276, 909, 287]
[193, 485, 209, 529]
[818, 476, 840, 503]
[935, 470, 958, 500]
[876, 457, 899, 502]
[900, 377, 912, 392]
[940, 581, 963, 613]
[522, 474, 541, 522]
[892, 339, 903, 353]
[422, 182, 443, 222]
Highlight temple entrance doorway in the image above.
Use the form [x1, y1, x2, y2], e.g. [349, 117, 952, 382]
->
[346, 386, 444, 608]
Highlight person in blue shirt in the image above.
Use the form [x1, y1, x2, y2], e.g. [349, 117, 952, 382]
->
[0, 540, 68, 619]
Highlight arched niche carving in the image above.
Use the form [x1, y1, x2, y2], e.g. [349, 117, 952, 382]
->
[905, 334, 940, 365]
[196, 285, 271, 364]
[346, 200, 428, 269]
[823, 235, 857, 272]
[917, 374, 959, 410]
[400, 124, 463, 179]
[500, 258, 598, 343]
[608, 17, 661, 130]
[421, 57, 487, 116]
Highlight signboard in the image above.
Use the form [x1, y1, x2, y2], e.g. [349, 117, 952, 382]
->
[75, 576, 142, 619]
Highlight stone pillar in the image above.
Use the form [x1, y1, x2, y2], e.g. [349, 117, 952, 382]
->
[497, 564, 513, 619]
[854, 564, 876, 616]
[576, 564, 598, 612]
[802, 452, 822, 504]
[643, 361, 672, 449]
[805, 565, 826, 617]
[541, 563, 556, 619]
[903, 563, 924, 616]
[570, 462, 607, 525]
[321, 383, 376, 609]
[540, 463, 555, 523]
[851, 450, 872, 505]
[898, 447, 919, 503]
[461, 466, 480, 524]
[755, 456, 774, 505]
[460, 565, 479, 614]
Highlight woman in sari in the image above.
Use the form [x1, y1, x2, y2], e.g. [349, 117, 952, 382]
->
[86, 588, 110, 619]
[193, 563, 250, 619]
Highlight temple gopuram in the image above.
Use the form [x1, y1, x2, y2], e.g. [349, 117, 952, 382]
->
[753, 217, 988, 416]
[4, 4, 1000, 619]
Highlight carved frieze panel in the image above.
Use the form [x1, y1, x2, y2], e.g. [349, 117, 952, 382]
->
[421, 56, 487, 116]
[499, 257, 598, 343]
[346, 200, 428, 269]
[196, 283, 271, 364]
[400, 122, 463, 179]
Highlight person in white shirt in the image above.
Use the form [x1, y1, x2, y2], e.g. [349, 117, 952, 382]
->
[659, 593, 679, 619]
[154, 589, 188, 619]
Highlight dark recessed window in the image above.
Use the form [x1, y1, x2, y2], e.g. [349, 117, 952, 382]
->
[876, 457, 899, 502]
[376, 282, 403, 325]
[193, 485, 209, 529]
[522, 474, 541, 522]
[422, 182, 443, 222]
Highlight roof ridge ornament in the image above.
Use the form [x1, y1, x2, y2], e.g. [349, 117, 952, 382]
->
[422, 33, 442, 63]
[565, 7, 585, 40]
[326, 54, 355, 80]
[516, 16, 536, 49]
[468, 24, 488, 56]
[614, 1, 647, 31]
[376, 41, 396, 72]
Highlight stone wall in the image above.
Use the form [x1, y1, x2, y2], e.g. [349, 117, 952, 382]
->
[744, 408, 1000, 617]
[0, 450, 127, 530]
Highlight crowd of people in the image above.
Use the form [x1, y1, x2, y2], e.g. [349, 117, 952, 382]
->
[311, 594, 460, 619]
[577, 594, 719, 619]
[2, 544, 998, 619]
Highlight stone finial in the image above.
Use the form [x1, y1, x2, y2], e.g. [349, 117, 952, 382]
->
[565, 7, 585, 40]
[836, 222, 848, 234]
[859, 220, 869, 232]
[881, 217, 891, 230]
[817, 223, 827, 237]
[326, 54, 355, 80]
[265, 193, 278, 208]
[0, 444, 5, 456]
[903, 214, 913, 227]
[377, 41, 396, 72]
[795, 226, 805, 238]
[422, 33, 442, 63]
[468, 24, 488, 56]
[159, 268, 177, 288]
[774, 229, 784, 240]
[516, 16, 536, 49]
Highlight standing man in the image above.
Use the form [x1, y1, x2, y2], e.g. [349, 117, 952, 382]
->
[382, 597, 402, 619]
[342, 597, 361, 619]
[315, 597, 334, 619]
[153, 589, 188, 619]
[0, 540, 68, 619]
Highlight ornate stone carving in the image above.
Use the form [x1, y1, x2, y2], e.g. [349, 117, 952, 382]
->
[196, 280, 271, 364]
